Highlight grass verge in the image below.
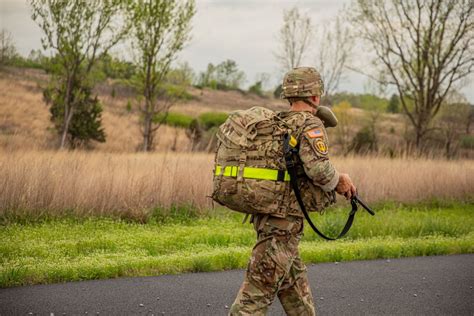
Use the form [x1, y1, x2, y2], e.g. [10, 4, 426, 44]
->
[1, 203, 473, 288]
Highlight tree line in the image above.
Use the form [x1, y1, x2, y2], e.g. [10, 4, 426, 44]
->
[0, 0, 473, 156]
[274, 1, 473, 157]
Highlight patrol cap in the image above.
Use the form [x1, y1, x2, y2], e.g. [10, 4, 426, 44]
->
[281, 67, 324, 99]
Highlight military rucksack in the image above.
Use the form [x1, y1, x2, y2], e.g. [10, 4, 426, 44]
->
[211, 106, 376, 240]
[211, 106, 292, 217]
[211, 105, 338, 216]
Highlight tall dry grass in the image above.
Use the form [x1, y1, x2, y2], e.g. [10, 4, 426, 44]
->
[0, 150, 214, 220]
[1, 150, 473, 220]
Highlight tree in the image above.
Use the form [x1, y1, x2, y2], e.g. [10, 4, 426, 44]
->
[0, 29, 18, 66]
[361, 100, 383, 153]
[314, 16, 353, 100]
[352, 0, 474, 149]
[332, 101, 354, 151]
[273, 84, 283, 99]
[27, 49, 50, 69]
[435, 92, 472, 158]
[197, 60, 245, 90]
[467, 106, 474, 134]
[387, 93, 399, 113]
[97, 53, 137, 80]
[215, 59, 246, 89]
[248, 81, 263, 96]
[197, 63, 217, 89]
[185, 119, 202, 151]
[44, 82, 105, 148]
[166, 61, 195, 86]
[30, 0, 128, 149]
[128, 0, 195, 152]
[275, 7, 313, 72]
[249, 72, 271, 96]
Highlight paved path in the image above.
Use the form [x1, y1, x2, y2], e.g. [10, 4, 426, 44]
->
[1, 254, 473, 315]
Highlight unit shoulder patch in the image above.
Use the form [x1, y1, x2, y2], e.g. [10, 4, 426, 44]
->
[314, 139, 328, 155]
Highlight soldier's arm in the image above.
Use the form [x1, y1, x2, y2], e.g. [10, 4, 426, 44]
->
[298, 124, 339, 192]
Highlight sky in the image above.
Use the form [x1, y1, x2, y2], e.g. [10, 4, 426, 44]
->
[1, 0, 473, 102]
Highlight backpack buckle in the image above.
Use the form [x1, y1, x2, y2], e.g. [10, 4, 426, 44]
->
[277, 170, 286, 182]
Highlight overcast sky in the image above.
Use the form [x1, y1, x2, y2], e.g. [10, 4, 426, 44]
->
[1, 0, 473, 102]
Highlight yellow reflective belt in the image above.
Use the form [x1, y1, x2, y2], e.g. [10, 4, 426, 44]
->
[215, 165, 238, 177]
[215, 165, 290, 181]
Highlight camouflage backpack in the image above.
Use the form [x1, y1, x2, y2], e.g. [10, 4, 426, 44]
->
[211, 106, 292, 217]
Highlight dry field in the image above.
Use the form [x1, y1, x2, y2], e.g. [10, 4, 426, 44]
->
[1, 150, 472, 220]
[0, 68, 285, 153]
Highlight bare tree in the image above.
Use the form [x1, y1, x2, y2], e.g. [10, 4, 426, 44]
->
[275, 7, 313, 72]
[435, 91, 472, 158]
[332, 101, 354, 151]
[352, 0, 474, 148]
[467, 106, 474, 134]
[30, 0, 128, 149]
[0, 29, 17, 65]
[128, 0, 195, 152]
[315, 16, 353, 99]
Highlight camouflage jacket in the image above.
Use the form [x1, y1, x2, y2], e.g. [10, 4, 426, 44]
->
[278, 110, 339, 217]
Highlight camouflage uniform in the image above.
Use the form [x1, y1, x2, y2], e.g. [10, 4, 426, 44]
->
[229, 214, 313, 316]
[230, 110, 338, 316]
[229, 67, 338, 315]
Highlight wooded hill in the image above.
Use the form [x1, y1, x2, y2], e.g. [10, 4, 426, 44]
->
[0, 66, 472, 158]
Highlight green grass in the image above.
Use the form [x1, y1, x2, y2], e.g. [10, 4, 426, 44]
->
[1, 203, 473, 287]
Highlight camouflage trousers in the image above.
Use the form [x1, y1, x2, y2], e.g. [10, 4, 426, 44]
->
[229, 214, 315, 316]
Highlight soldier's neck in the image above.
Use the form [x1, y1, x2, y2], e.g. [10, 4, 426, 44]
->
[289, 101, 317, 115]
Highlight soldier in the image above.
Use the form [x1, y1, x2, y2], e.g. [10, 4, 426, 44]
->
[229, 67, 356, 316]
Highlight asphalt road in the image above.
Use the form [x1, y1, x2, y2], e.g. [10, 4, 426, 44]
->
[1, 254, 473, 316]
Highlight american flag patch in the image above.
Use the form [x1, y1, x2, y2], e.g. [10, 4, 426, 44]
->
[307, 128, 324, 139]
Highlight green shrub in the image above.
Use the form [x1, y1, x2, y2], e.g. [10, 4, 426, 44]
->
[162, 83, 194, 101]
[350, 126, 377, 153]
[153, 112, 194, 128]
[125, 100, 132, 113]
[9, 56, 45, 70]
[273, 84, 282, 98]
[248, 81, 263, 96]
[460, 135, 474, 149]
[198, 112, 228, 130]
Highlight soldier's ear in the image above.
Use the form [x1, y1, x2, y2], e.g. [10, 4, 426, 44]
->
[312, 96, 320, 105]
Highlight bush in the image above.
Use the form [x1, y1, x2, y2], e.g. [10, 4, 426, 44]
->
[96, 53, 136, 80]
[460, 135, 474, 149]
[273, 84, 282, 98]
[350, 126, 377, 154]
[248, 81, 263, 97]
[387, 94, 400, 113]
[198, 112, 228, 130]
[44, 80, 106, 148]
[153, 112, 194, 128]
[163, 83, 194, 101]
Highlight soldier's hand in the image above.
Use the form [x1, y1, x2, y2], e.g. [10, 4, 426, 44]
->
[336, 173, 357, 200]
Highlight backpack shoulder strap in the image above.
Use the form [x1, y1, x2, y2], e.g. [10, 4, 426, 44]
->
[283, 133, 358, 240]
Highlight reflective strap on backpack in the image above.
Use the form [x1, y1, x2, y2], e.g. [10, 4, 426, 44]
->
[215, 165, 291, 182]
